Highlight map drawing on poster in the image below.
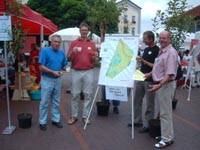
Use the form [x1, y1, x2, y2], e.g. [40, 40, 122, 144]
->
[98, 34, 139, 88]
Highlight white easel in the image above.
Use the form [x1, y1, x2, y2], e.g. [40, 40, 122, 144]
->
[181, 56, 195, 101]
[83, 85, 135, 139]
[83, 34, 139, 140]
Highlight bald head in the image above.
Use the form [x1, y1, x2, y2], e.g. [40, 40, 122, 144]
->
[159, 31, 171, 49]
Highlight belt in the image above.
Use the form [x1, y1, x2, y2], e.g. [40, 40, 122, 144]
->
[73, 68, 93, 71]
[154, 80, 174, 84]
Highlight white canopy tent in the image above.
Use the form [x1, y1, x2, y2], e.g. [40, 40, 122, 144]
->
[49, 27, 81, 53]
[49, 27, 100, 53]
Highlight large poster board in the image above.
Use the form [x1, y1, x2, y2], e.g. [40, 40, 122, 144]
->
[98, 34, 139, 88]
[0, 16, 12, 41]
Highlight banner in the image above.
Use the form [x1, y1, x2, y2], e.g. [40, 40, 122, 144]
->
[190, 39, 199, 50]
[98, 34, 139, 87]
[0, 16, 12, 41]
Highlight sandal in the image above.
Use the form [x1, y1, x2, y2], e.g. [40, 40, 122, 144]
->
[155, 140, 174, 148]
[67, 117, 78, 125]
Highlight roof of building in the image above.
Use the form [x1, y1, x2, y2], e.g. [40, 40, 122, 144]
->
[116, 0, 141, 9]
[185, 5, 200, 17]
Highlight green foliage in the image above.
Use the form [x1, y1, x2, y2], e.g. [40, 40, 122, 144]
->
[152, 0, 195, 50]
[28, 0, 62, 27]
[5, 1, 25, 55]
[27, 0, 120, 36]
[61, 0, 88, 29]
[85, 0, 120, 35]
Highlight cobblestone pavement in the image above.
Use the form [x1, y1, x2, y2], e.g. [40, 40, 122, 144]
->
[0, 68, 200, 150]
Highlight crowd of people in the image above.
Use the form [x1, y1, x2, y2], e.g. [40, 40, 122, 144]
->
[36, 23, 179, 149]
[7, 22, 198, 149]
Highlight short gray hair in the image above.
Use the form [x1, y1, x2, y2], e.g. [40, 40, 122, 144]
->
[51, 34, 62, 41]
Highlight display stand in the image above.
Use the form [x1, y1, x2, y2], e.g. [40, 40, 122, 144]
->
[1, 42, 16, 134]
[2, 41, 16, 134]
[181, 56, 195, 101]
[83, 34, 139, 140]
[83, 86, 135, 139]
[0, 15, 16, 134]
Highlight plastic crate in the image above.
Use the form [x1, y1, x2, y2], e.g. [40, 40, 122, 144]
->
[27, 90, 41, 100]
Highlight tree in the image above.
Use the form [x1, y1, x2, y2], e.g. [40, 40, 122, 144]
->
[27, 0, 63, 28]
[152, 0, 195, 50]
[5, 1, 25, 56]
[85, 0, 120, 36]
[27, 0, 121, 36]
[60, 0, 88, 29]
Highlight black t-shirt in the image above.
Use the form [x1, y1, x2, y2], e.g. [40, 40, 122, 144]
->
[140, 45, 159, 81]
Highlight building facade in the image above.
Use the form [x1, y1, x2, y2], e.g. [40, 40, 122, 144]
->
[185, 5, 200, 33]
[117, 0, 141, 36]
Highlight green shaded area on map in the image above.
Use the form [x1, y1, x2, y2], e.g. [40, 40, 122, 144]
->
[106, 39, 134, 78]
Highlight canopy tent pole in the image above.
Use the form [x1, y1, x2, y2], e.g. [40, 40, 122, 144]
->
[2, 41, 16, 134]
[40, 25, 44, 48]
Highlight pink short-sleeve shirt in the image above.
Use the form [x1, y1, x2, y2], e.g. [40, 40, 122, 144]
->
[152, 44, 178, 82]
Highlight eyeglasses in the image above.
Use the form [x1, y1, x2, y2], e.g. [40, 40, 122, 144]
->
[80, 29, 88, 31]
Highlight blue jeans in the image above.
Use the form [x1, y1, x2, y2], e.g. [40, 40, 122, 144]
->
[112, 100, 120, 107]
[39, 76, 62, 124]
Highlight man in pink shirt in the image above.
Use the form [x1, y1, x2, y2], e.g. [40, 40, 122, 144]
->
[147, 31, 178, 148]
[67, 23, 98, 125]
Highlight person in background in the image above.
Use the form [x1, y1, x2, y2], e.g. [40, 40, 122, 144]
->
[147, 30, 178, 148]
[182, 50, 190, 61]
[188, 43, 200, 88]
[193, 52, 200, 88]
[112, 100, 120, 114]
[67, 22, 98, 125]
[7, 49, 15, 65]
[38, 34, 67, 131]
[23, 52, 30, 68]
[30, 43, 40, 84]
[29, 58, 38, 84]
[128, 31, 159, 134]
[108, 88, 130, 114]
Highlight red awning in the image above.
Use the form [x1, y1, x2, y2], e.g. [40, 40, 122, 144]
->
[0, 0, 58, 35]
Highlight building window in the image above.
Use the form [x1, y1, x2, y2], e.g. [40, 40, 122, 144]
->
[198, 21, 200, 27]
[124, 26, 129, 33]
[132, 16, 136, 24]
[132, 28, 135, 35]
[124, 15, 128, 24]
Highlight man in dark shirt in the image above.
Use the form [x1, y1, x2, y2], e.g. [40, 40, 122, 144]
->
[129, 31, 159, 133]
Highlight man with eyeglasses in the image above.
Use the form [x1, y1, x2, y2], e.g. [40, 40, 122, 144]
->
[128, 31, 159, 134]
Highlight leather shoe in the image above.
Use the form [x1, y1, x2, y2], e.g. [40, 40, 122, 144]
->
[139, 127, 149, 133]
[52, 121, 63, 128]
[39, 124, 46, 131]
[113, 106, 119, 114]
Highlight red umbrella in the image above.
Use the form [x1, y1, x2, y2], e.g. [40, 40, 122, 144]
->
[0, 0, 58, 35]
